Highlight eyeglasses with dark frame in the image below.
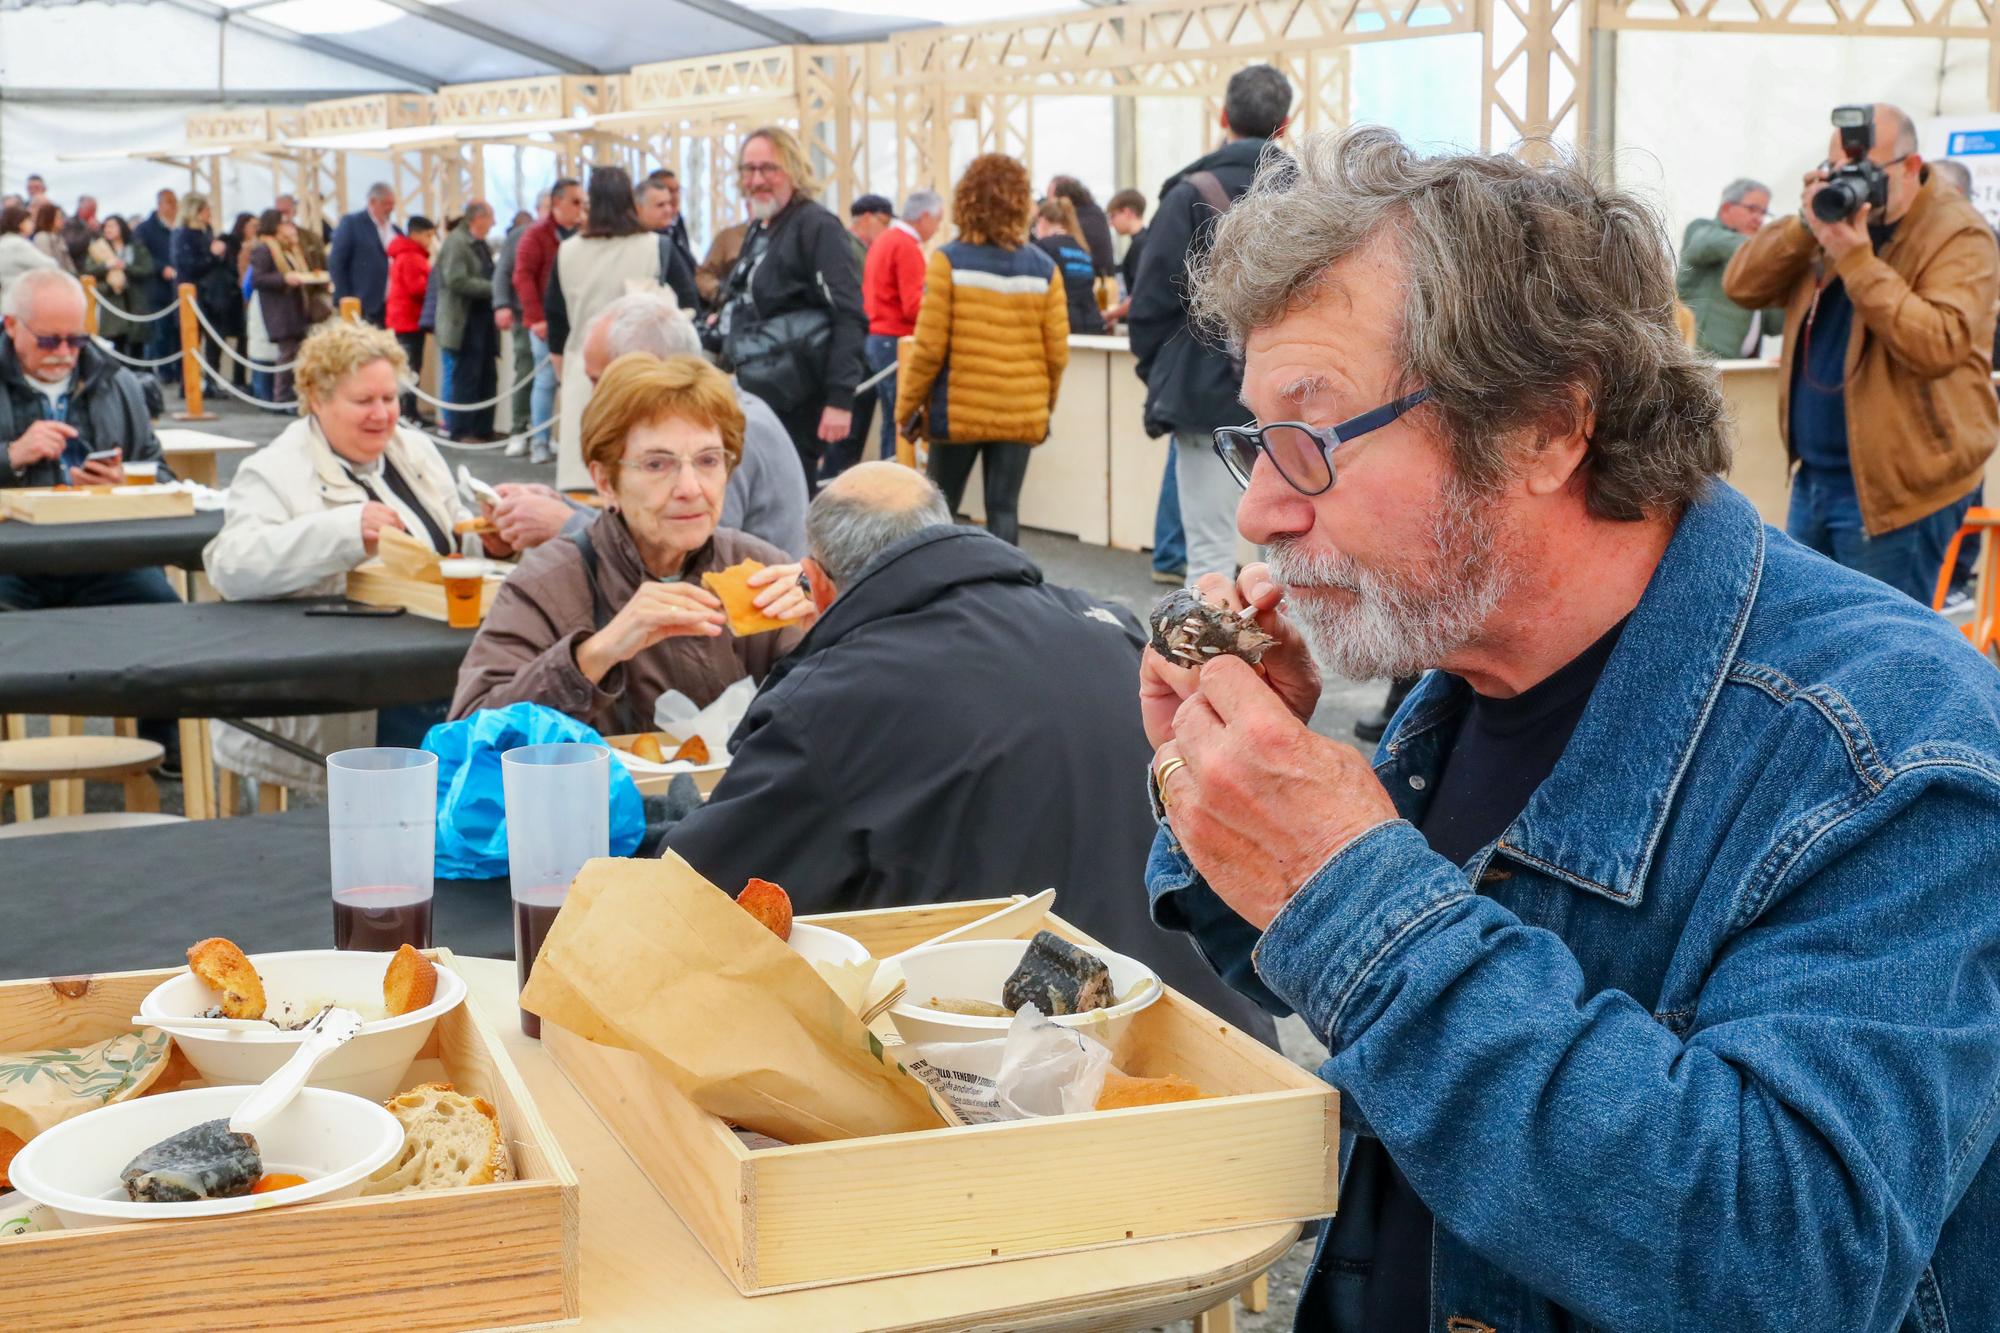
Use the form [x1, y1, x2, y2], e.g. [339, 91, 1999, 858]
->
[11, 320, 89, 353]
[1212, 388, 1433, 496]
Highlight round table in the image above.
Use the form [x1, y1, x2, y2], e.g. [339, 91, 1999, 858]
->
[453, 956, 1297, 1331]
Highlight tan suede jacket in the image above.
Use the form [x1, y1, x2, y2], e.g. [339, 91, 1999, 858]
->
[449, 513, 802, 736]
[1723, 174, 1998, 535]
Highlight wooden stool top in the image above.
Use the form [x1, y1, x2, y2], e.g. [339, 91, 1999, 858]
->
[0, 736, 165, 783]
[0, 812, 184, 840]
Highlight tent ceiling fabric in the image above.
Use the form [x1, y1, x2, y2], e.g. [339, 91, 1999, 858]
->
[116, 0, 1099, 88]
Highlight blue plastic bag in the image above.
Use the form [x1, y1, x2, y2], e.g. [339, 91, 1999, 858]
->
[423, 703, 644, 879]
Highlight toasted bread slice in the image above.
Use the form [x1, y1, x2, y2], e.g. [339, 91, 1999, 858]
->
[736, 878, 792, 941]
[382, 944, 438, 1017]
[362, 1082, 512, 1195]
[186, 937, 266, 1020]
[700, 559, 797, 636]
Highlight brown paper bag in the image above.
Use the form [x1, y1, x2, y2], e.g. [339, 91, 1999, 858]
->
[377, 525, 445, 584]
[520, 855, 948, 1143]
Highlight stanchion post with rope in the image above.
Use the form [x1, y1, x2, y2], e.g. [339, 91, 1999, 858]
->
[172, 283, 213, 422]
[340, 297, 360, 324]
[80, 274, 99, 337]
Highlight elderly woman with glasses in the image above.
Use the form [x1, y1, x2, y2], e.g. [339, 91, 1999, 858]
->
[452, 353, 813, 734]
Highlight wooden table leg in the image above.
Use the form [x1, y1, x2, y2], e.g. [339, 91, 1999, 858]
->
[217, 767, 240, 818]
[255, 782, 288, 814]
[124, 774, 161, 813]
[47, 715, 83, 817]
[165, 567, 190, 601]
[1195, 1296, 1238, 1333]
[1243, 1273, 1269, 1314]
[178, 718, 215, 820]
[2, 717, 29, 822]
[179, 453, 216, 488]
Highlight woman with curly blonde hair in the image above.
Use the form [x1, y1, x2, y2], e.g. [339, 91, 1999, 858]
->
[894, 154, 1070, 546]
[203, 320, 512, 791]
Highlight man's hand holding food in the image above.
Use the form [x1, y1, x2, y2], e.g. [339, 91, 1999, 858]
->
[1143, 566, 1398, 930]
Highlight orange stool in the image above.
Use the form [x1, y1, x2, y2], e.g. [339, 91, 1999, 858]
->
[1932, 506, 2000, 660]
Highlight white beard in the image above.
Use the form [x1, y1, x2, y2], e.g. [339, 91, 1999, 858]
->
[747, 195, 779, 221]
[1267, 480, 1511, 682]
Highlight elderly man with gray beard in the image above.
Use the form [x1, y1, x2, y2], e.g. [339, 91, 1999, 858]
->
[1140, 127, 2000, 1332]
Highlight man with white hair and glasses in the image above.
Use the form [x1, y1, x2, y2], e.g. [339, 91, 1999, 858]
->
[1142, 126, 2000, 1331]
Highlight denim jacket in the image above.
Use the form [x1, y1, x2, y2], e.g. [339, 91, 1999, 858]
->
[1148, 483, 2000, 1332]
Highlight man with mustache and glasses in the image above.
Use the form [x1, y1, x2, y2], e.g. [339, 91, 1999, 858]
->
[1140, 127, 2000, 1333]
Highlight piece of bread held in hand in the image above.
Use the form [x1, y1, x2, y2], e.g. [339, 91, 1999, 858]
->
[187, 937, 266, 1020]
[701, 559, 797, 636]
[361, 1082, 512, 1195]
[382, 944, 437, 1017]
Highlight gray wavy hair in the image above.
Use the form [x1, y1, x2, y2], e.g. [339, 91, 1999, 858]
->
[1190, 127, 1730, 521]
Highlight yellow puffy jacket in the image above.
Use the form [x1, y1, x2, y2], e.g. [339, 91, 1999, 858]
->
[896, 240, 1071, 446]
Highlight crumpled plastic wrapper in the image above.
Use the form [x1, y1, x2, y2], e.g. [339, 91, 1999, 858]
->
[899, 1008, 1113, 1124]
[652, 676, 754, 757]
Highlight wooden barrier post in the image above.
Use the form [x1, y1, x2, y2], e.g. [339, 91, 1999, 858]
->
[340, 296, 361, 324]
[171, 283, 213, 421]
[80, 274, 98, 337]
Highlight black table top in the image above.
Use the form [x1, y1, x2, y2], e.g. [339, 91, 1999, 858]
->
[0, 808, 512, 977]
[0, 511, 224, 576]
[0, 598, 472, 717]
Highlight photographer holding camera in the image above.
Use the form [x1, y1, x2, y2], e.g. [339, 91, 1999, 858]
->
[1725, 102, 1998, 602]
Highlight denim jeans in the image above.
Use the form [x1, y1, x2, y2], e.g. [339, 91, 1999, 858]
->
[1173, 428, 1243, 584]
[529, 330, 557, 450]
[1152, 446, 1187, 576]
[145, 307, 181, 385]
[0, 566, 180, 612]
[438, 347, 459, 436]
[1785, 467, 1973, 605]
[865, 334, 902, 460]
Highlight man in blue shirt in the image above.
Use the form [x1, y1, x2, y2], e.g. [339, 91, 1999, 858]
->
[1726, 103, 1998, 603]
[1143, 125, 2000, 1331]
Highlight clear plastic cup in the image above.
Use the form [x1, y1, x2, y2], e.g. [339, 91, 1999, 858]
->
[503, 742, 609, 1036]
[326, 748, 438, 952]
[437, 557, 487, 630]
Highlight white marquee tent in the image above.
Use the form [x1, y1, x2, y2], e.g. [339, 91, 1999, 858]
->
[4, 0, 2000, 257]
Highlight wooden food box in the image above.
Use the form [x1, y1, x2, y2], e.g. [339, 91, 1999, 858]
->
[1, 485, 195, 524]
[545, 899, 1337, 1295]
[347, 560, 504, 624]
[0, 949, 580, 1331]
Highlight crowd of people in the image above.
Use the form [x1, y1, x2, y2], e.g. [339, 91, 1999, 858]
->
[9, 58, 2000, 1333]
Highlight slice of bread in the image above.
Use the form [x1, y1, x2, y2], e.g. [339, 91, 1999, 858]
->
[362, 1082, 512, 1195]
[186, 937, 265, 1020]
[382, 944, 438, 1017]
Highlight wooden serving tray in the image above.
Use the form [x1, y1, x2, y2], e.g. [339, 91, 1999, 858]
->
[347, 560, 504, 624]
[544, 900, 1337, 1295]
[0, 949, 580, 1331]
[1, 485, 195, 525]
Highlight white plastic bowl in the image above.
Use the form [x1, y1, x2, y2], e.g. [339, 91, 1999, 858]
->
[887, 938, 1162, 1048]
[10, 1085, 404, 1230]
[139, 949, 466, 1101]
[788, 922, 871, 968]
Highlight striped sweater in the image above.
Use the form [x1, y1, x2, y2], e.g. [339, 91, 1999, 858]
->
[895, 239, 1070, 446]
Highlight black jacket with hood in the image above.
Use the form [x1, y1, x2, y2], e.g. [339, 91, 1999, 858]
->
[0, 339, 164, 488]
[663, 524, 1281, 1046]
[1126, 136, 1279, 439]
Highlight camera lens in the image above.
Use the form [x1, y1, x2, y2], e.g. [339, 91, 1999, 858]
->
[1811, 177, 1864, 224]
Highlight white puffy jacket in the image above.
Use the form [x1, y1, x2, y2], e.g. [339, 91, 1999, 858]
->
[202, 416, 468, 792]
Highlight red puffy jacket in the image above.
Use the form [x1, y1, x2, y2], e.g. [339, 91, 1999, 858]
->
[385, 234, 431, 335]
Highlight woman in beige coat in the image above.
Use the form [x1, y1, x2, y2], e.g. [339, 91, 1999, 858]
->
[544, 166, 672, 490]
[204, 321, 508, 793]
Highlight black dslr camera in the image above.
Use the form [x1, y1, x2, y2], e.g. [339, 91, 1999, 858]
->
[1811, 105, 1890, 224]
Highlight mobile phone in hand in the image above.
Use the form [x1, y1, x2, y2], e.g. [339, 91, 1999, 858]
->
[82, 447, 120, 465]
